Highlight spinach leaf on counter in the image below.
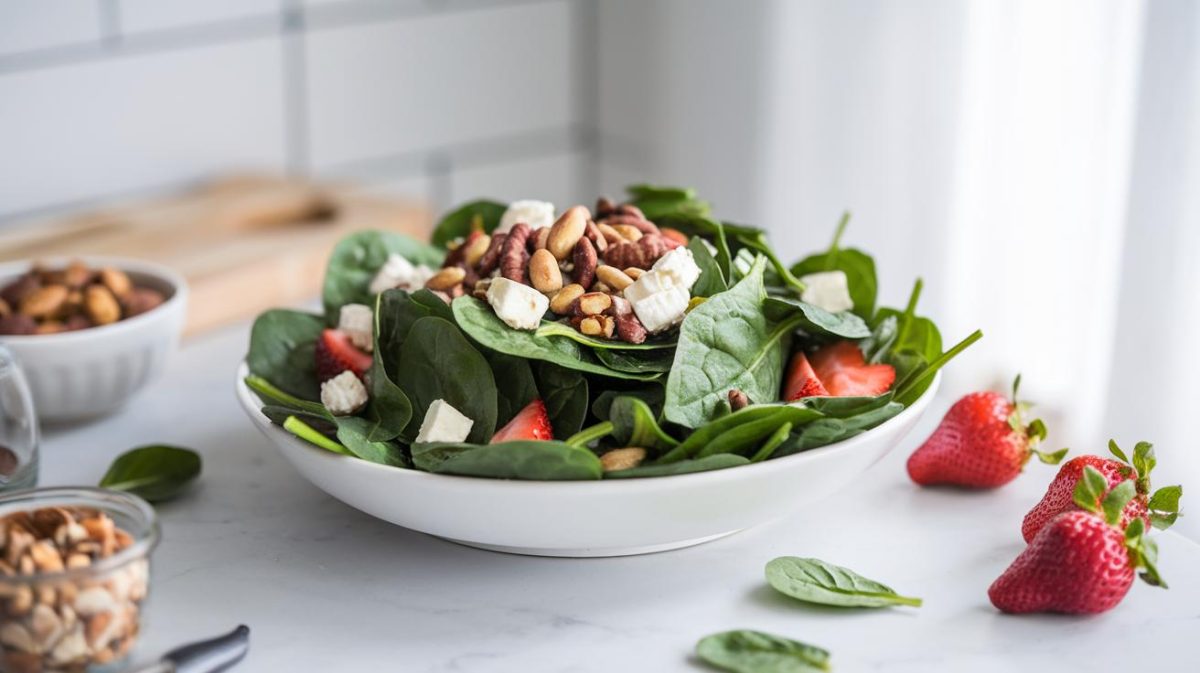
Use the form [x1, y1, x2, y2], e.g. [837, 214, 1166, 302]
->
[696, 630, 831, 673]
[247, 309, 324, 400]
[322, 230, 444, 324]
[100, 445, 202, 503]
[534, 362, 590, 440]
[763, 296, 871, 339]
[604, 454, 748, 479]
[452, 297, 660, 381]
[790, 213, 878, 320]
[412, 440, 603, 480]
[594, 348, 675, 374]
[396, 316, 498, 443]
[536, 321, 675, 350]
[430, 199, 506, 248]
[609, 396, 678, 454]
[765, 556, 922, 608]
[665, 256, 800, 428]
[688, 236, 729, 297]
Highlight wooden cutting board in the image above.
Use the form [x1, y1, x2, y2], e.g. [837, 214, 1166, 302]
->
[0, 175, 432, 335]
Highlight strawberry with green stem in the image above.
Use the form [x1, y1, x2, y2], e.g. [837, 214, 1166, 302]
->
[989, 466, 1166, 614]
[1021, 439, 1183, 542]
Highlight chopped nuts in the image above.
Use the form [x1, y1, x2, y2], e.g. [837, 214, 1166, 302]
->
[549, 284, 585, 315]
[84, 286, 121, 326]
[546, 206, 589, 261]
[0, 261, 166, 335]
[424, 266, 466, 292]
[461, 233, 492, 267]
[601, 447, 647, 472]
[578, 316, 615, 338]
[576, 292, 612, 316]
[500, 223, 532, 283]
[595, 265, 634, 292]
[572, 238, 598, 289]
[527, 249, 563, 294]
[18, 285, 67, 319]
[624, 267, 645, 280]
[728, 389, 750, 412]
[98, 268, 132, 299]
[532, 227, 551, 252]
[612, 224, 644, 242]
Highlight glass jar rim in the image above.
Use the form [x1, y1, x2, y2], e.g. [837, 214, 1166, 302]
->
[0, 486, 160, 583]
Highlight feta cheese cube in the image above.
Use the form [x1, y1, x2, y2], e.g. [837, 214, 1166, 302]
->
[495, 200, 556, 234]
[486, 277, 548, 330]
[415, 399, 474, 443]
[338, 303, 374, 352]
[799, 270, 854, 313]
[368, 254, 435, 294]
[651, 247, 702, 290]
[630, 285, 690, 333]
[623, 268, 677, 304]
[320, 370, 369, 416]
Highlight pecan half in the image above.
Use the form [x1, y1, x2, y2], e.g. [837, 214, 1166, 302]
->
[477, 232, 508, 276]
[572, 237, 597, 289]
[728, 389, 750, 412]
[500, 223, 532, 283]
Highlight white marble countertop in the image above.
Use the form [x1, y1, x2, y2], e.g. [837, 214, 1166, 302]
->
[40, 324, 1199, 672]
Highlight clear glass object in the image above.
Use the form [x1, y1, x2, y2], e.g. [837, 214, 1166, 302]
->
[0, 346, 38, 491]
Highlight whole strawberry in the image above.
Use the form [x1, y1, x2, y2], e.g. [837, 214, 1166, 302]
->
[907, 376, 1066, 488]
[989, 467, 1165, 614]
[1021, 440, 1183, 543]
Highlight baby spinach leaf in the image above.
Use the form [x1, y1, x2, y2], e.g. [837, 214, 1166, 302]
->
[244, 374, 329, 419]
[750, 422, 793, 463]
[100, 445, 202, 503]
[376, 288, 455, 381]
[604, 454, 748, 479]
[411, 441, 602, 480]
[534, 361, 589, 440]
[791, 213, 878, 320]
[859, 314, 898, 364]
[609, 396, 678, 453]
[451, 297, 659, 381]
[486, 352, 539, 429]
[396, 317, 498, 443]
[724, 222, 807, 294]
[765, 557, 922, 608]
[626, 184, 711, 219]
[798, 392, 895, 418]
[696, 407, 813, 458]
[246, 309, 324, 400]
[591, 386, 665, 421]
[536, 321, 675, 350]
[282, 416, 351, 455]
[359, 295, 415, 441]
[764, 296, 871, 339]
[655, 212, 732, 280]
[688, 237, 728, 297]
[430, 199, 506, 248]
[658, 404, 823, 463]
[773, 402, 904, 458]
[696, 630, 831, 673]
[334, 416, 408, 467]
[892, 329, 983, 407]
[665, 256, 800, 428]
[263, 405, 336, 435]
[595, 348, 675, 374]
[322, 230, 444, 323]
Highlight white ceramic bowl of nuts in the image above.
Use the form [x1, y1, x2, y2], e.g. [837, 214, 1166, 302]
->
[0, 487, 157, 672]
[0, 257, 187, 423]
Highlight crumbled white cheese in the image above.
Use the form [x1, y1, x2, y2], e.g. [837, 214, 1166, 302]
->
[799, 270, 854, 313]
[486, 277, 549, 330]
[650, 247, 702, 290]
[368, 254, 435, 294]
[494, 200, 556, 234]
[415, 399, 474, 443]
[338, 303, 374, 352]
[630, 285, 690, 333]
[320, 370, 369, 416]
[623, 248, 702, 333]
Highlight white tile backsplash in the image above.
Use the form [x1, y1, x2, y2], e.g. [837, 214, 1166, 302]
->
[0, 0, 102, 57]
[448, 152, 582, 212]
[118, 0, 283, 35]
[0, 39, 287, 217]
[305, 2, 573, 170]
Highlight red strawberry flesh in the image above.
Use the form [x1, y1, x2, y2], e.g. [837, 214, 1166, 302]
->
[809, 341, 895, 397]
[490, 399, 553, 443]
[315, 329, 373, 383]
[784, 352, 829, 400]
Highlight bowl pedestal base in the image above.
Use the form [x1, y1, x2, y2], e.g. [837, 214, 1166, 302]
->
[437, 529, 742, 558]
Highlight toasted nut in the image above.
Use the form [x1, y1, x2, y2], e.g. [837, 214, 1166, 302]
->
[584, 221, 608, 253]
[578, 317, 607, 337]
[528, 249, 563, 294]
[601, 447, 647, 472]
[613, 224, 644, 242]
[597, 222, 624, 246]
[30, 603, 63, 650]
[576, 292, 612, 316]
[477, 232, 508, 276]
[29, 541, 63, 573]
[533, 227, 551, 251]
[0, 622, 36, 653]
[99, 267, 132, 299]
[5, 527, 34, 567]
[549, 284, 585, 314]
[595, 265, 633, 292]
[35, 321, 65, 335]
[121, 287, 165, 317]
[661, 227, 689, 246]
[35, 585, 54, 606]
[0, 298, 11, 318]
[591, 282, 612, 294]
[49, 623, 87, 666]
[728, 389, 750, 412]
[66, 553, 90, 570]
[614, 312, 647, 344]
[63, 260, 92, 289]
[572, 238, 598, 288]
[9, 585, 33, 616]
[425, 266, 466, 291]
[84, 285, 121, 326]
[1, 275, 41, 309]
[0, 314, 37, 335]
[624, 267, 645, 280]
[607, 295, 632, 317]
[461, 233, 492, 267]
[547, 206, 590, 261]
[500, 223, 532, 283]
[19, 284, 68, 318]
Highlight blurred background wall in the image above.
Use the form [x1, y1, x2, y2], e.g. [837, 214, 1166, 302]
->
[2, 0, 1197, 528]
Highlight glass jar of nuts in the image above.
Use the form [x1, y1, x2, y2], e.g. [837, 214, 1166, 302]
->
[0, 488, 159, 672]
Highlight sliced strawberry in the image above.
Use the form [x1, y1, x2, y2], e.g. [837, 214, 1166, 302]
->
[315, 329, 373, 382]
[490, 399, 553, 443]
[809, 341, 895, 397]
[783, 352, 829, 400]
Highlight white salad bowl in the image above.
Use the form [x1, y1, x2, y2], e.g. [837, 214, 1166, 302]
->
[236, 362, 938, 557]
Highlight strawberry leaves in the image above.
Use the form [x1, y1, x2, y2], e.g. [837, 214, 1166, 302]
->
[1074, 466, 1170, 588]
[1124, 518, 1166, 588]
[1106, 439, 1182, 530]
[1149, 485, 1184, 530]
[1073, 465, 1114, 514]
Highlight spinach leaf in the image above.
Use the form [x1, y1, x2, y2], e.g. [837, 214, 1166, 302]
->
[798, 392, 895, 418]
[655, 213, 732, 280]
[282, 415, 350, 455]
[334, 416, 408, 467]
[430, 199, 506, 248]
[696, 630, 830, 673]
[591, 386, 665, 421]
[664, 256, 800, 427]
[724, 222, 807, 294]
[695, 407, 818, 458]
[750, 422, 793, 463]
[626, 184, 711, 220]
[534, 362, 589, 440]
[358, 296, 415, 441]
[892, 329, 983, 407]
[99, 445, 202, 503]
[595, 348, 675, 374]
[376, 288, 455, 381]
[486, 352, 539, 429]
[763, 296, 871, 339]
[609, 396, 678, 453]
[396, 317, 498, 443]
[790, 213, 878, 320]
[536, 321, 675, 350]
[688, 237, 728, 297]
[411, 441, 602, 480]
[773, 401, 905, 458]
[765, 556, 922, 608]
[859, 314, 898, 364]
[262, 405, 336, 435]
[244, 374, 328, 419]
[657, 404, 823, 463]
[322, 230, 444, 323]
[451, 297, 659, 381]
[246, 309, 324, 400]
[604, 454, 748, 479]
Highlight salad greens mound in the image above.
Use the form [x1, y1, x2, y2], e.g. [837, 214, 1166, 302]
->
[245, 185, 981, 480]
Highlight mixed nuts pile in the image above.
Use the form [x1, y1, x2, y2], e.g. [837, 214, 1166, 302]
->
[0, 507, 148, 673]
[0, 260, 166, 336]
